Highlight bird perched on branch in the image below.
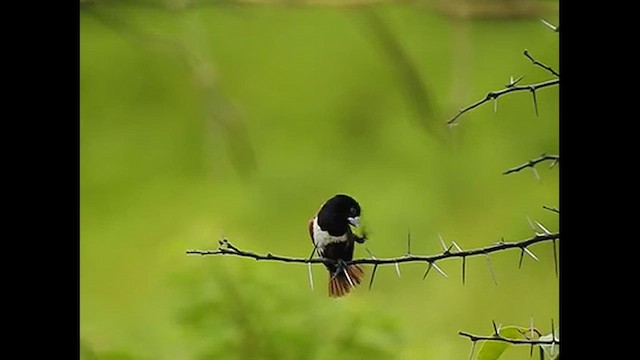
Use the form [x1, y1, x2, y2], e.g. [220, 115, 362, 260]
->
[308, 194, 366, 297]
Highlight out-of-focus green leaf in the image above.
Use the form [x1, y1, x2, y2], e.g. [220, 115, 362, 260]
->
[476, 326, 527, 360]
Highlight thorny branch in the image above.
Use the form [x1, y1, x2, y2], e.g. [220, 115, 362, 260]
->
[524, 50, 560, 77]
[187, 231, 559, 289]
[458, 331, 559, 346]
[446, 49, 559, 125]
[187, 233, 558, 266]
[503, 153, 559, 175]
[458, 326, 559, 345]
[446, 78, 558, 125]
[459, 319, 559, 359]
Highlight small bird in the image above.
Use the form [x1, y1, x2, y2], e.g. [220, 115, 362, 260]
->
[308, 194, 366, 297]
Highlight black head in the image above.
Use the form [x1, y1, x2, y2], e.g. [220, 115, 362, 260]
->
[317, 194, 361, 236]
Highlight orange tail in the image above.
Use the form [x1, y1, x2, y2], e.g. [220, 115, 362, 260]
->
[328, 264, 365, 298]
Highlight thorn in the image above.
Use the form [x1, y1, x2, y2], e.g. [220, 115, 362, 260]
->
[368, 264, 379, 290]
[307, 262, 314, 291]
[365, 246, 377, 259]
[423, 262, 433, 280]
[540, 18, 558, 32]
[523, 247, 539, 262]
[531, 88, 539, 116]
[462, 256, 467, 285]
[394, 262, 402, 278]
[532, 166, 541, 181]
[445, 243, 455, 254]
[492, 320, 499, 336]
[407, 229, 412, 255]
[551, 318, 556, 354]
[518, 248, 525, 269]
[534, 220, 552, 235]
[530, 316, 535, 339]
[307, 243, 318, 261]
[529, 317, 535, 358]
[506, 75, 524, 87]
[493, 97, 498, 113]
[439, 233, 447, 252]
[485, 254, 498, 285]
[526, 215, 536, 232]
[343, 266, 355, 288]
[432, 262, 448, 278]
[452, 241, 463, 253]
[549, 158, 559, 169]
[552, 238, 559, 278]
[468, 341, 477, 360]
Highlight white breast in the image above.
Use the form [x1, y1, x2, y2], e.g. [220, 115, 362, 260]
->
[313, 217, 348, 250]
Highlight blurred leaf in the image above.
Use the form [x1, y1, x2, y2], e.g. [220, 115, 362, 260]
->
[80, 339, 139, 360]
[174, 264, 404, 359]
[476, 326, 527, 360]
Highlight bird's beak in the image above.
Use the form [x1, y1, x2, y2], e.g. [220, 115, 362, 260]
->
[347, 216, 360, 228]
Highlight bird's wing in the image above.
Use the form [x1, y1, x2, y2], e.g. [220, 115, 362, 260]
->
[308, 217, 315, 245]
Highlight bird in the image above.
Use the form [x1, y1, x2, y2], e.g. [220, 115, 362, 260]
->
[308, 194, 366, 297]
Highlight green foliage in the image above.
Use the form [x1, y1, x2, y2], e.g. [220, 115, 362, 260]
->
[81, 338, 140, 360]
[475, 326, 527, 360]
[81, 3, 558, 359]
[175, 264, 403, 360]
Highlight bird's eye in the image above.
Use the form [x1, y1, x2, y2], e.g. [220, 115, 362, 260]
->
[350, 207, 357, 215]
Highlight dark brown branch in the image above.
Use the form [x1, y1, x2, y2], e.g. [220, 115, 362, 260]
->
[458, 331, 559, 346]
[503, 154, 559, 175]
[524, 50, 559, 77]
[186, 232, 559, 267]
[446, 79, 559, 125]
[447, 45, 559, 125]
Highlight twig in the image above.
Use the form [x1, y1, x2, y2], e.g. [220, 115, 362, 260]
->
[447, 79, 559, 125]
[458, 331, 560, 346]
[524, 50, 560, 77]
[503, 154, 559, 175]
[186, 232, 559, 268]
[447, 47, 558, 125]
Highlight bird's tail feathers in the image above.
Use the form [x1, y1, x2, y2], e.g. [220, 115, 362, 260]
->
[328, 264, 364, 298]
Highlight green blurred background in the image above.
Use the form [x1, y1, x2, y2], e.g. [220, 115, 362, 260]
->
[80, 1, 559, 359]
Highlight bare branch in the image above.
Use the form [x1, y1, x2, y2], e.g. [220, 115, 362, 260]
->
[503, 154, 559, 175]
[524, 50, 560, 77]
[186, 232, 559, 270]
[447, 79, 559, 125]
[458, 331, 560, 346]
[447, 46, 558, 125]
[542, 205, 560, 214]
